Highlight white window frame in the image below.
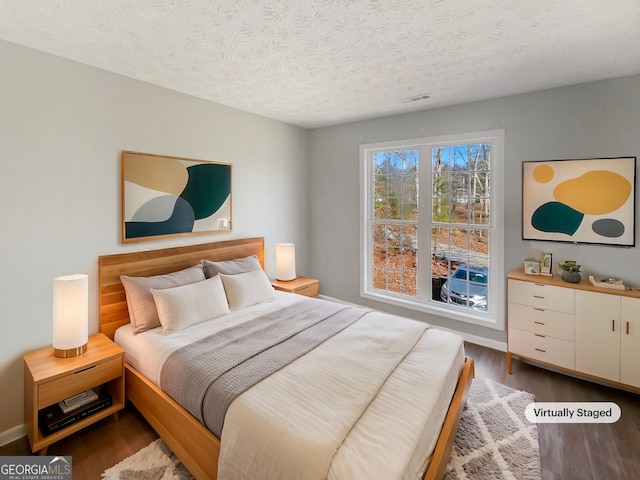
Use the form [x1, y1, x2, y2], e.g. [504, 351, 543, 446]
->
[360, 130, 505, 329]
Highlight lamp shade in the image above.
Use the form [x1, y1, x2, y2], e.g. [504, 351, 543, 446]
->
[53, 274, 88, 358]
[276, 243, 296, 281]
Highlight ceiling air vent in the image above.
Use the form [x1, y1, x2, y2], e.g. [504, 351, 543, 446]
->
[400, 93, 431, 104]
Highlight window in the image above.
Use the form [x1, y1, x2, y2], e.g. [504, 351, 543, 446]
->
[360, 130, 504, 328]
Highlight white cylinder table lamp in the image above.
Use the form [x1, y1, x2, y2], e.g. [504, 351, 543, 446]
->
[276, 243, 296, 281]
[53, 274, 89, 358]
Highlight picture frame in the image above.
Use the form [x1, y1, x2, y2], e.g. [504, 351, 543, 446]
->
[522, 157, 636, 247]
[524, 261, 540, 276]
[540, 253, 553, 275]
[122, 151, 232, 243]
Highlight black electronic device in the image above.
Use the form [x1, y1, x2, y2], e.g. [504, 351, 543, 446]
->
[39, 389, 112, 436]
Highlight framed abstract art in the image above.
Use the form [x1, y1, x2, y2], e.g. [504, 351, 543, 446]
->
[522, 157, 636, 247]
[122, 151, 232, 243]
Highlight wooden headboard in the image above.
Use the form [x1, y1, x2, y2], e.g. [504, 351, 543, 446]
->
[98, 237, 265, 340]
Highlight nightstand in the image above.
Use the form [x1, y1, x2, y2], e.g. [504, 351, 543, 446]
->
[24, 333, 125, 454]
[271, 276, 320, 297]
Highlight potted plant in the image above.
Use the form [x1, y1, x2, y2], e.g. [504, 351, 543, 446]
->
[559, 260, 581, 283]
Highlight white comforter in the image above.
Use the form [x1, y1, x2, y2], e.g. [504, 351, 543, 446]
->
[115, 293, 464, 480]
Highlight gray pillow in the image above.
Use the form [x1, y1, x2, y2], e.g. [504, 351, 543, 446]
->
[202, 254, 262, 278]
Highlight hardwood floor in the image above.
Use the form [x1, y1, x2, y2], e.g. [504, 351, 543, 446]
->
[2, 342, 638, 479]
[0, 407, 158, 479]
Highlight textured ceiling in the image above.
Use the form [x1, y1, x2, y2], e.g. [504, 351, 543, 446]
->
[1, 0, 640, 128]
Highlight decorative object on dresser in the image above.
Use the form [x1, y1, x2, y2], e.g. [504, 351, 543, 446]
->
[522, 156, 636, 247]
[275, 243, 296, 281]
[559, 260, 581, 283]
[270, 276, 319, 298]
[588, 275, 625, 290]
[523, 260, 540, 276]
[121, 151, 232, 243]
[540, 252, 553, 276]
[52, 274, 89, 358]
[24, 333, 125, 455]
[507, 270, 640, 391]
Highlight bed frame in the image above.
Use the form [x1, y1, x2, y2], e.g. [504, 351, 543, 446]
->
[98, 237, 474, 480]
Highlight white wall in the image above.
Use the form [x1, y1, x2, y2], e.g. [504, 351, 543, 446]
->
[0, 40, 310, 436]
[308, 75, 640, 344]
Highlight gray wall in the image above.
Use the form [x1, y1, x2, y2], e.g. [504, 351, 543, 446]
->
[0, 40, 310, 436]
[308, 75, 640, 344]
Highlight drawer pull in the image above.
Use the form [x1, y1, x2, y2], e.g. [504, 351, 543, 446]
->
[74, 365, 96, 374]
[535, 348, 546, 353]
[533, 295, 545, 299]
[534, 321, 545, 325]
[612, 320, 615, 332]
[534, 308, 545, 312]
[535, 334, 546, 338]
[627, 322, 630, 335]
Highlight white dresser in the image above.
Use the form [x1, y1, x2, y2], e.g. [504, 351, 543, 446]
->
[507, 270, 640, 390]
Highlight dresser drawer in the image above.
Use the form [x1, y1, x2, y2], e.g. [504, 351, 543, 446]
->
[38, 356, 123, 408]
[508, 328, 575, 370]
[508, 303, 575, 341]
[508, 279, 574, 313]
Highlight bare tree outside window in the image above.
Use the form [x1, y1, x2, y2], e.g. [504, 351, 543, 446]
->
[372, 150, 418, 296]
[368, 142, 491, 313]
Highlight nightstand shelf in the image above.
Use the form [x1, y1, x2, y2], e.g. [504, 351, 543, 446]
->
[271, 277, 319, 297]
[24, 333, 125, 454]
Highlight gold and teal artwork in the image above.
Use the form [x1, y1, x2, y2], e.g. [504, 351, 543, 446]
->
[122, 151, 231, 243]
[522, 157, 636, 246]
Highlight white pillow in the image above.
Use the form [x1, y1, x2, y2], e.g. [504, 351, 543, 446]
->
[151, 275, 230, 334]
[121, 265, 205, 333]
[220, 270, 276, 309]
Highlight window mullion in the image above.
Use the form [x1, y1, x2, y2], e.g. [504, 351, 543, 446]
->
[416, 145, 432, 301]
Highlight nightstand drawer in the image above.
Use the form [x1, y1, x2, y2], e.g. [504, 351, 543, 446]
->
[38, 356, 122, 408]
[509, 328, 575, 370]
[293, 282, 319, 297]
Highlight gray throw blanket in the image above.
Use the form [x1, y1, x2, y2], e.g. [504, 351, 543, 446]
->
[160, 298, 369, 437]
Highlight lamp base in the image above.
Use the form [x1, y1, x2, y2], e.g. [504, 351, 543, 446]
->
[54, 343, 88, 358]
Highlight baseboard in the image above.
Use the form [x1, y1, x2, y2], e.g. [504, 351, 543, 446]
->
[318, 295, 508, 352]
[0, 424, 26, 448]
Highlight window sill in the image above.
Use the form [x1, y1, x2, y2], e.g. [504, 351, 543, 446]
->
[360, 289, 503, 330]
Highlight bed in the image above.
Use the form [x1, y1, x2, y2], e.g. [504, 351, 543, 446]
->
[98, 237, 474, 480]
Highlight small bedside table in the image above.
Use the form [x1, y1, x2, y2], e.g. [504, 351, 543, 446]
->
[271, 277, 319, 297]
[24, 333, 125, 455]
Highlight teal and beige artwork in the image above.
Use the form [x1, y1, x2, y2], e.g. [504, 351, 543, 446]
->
[522, 157, 635, 246]
[123, 152, 231, 242]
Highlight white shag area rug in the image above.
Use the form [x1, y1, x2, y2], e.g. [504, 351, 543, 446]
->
[444, 377, 541, 480]
[102, 439, 192, 480]
[103, 378, 540, 480]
